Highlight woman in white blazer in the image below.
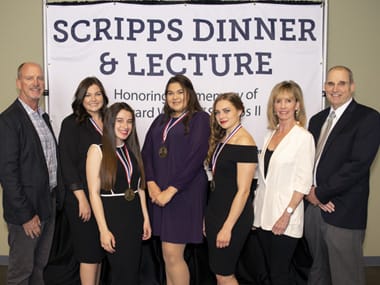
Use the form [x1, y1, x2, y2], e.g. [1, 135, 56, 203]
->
[253, 81, 315, 285]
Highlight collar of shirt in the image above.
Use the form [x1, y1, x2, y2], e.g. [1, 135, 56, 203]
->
[18, 98, 45, 117]
[329, 97, 352, 128]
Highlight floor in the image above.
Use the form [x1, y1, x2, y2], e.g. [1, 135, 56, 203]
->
[365, 267, 380, 285]
[0, 266, 379, 284]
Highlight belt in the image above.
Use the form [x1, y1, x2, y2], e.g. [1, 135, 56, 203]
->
[100, 190, 138, 197]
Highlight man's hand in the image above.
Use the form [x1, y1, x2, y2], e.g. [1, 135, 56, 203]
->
[22, 215, 41, 239]
[306, 186, 335, 213]
[319, 201, 335, 213]
[306, 186, 321, 206]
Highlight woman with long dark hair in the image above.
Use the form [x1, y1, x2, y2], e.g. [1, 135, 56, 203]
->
[59, 77, 108, 284]
[87, 102, 151, 284]
[142, 75, 210, 285]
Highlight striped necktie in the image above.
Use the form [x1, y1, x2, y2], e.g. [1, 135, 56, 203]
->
[315, 111, 336, 162]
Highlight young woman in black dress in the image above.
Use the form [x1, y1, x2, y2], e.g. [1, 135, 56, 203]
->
[87, 102, 151, 285]
[205, 93, 258, 285]
[59, 77, 108, 284]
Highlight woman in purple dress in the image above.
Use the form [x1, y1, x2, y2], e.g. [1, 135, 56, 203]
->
[142, 75, 210, 285]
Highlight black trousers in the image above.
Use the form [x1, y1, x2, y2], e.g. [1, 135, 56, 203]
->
[256, 229, 298, 285]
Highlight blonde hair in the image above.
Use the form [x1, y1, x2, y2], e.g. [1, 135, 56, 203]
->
[267, 80, 307, 130]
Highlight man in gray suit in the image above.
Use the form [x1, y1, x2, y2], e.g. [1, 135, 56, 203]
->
[0, 62, 62, 284]
[305, 66, 380, 285]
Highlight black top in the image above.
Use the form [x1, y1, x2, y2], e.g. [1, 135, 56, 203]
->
[100, 145, 141, 194]
[207, 144, 258, 220]
[264, 148, 274, 178]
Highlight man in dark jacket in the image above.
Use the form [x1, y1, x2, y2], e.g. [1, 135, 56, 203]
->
[305, 65, 380, 285]
[0, 62, 62, 284]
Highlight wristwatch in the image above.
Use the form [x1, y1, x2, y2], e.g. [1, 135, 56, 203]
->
[286, 207, 294, 214]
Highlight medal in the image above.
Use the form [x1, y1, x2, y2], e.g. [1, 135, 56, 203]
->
[116, 145, 137, 202]
[159, 146, 168, 158]
[160, 111, 189, 159]
[210, 180, 216, 192]
[124, 188, 135, 201]
[211, 124, 242, 192]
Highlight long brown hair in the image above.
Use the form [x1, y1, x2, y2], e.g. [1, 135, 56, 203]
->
[162, 74, 202, 134]
[100, 102, 145, 190]
[205, 92, 244, 165]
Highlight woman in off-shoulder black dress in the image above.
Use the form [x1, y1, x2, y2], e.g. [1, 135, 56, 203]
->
[205, 93, 258, 285]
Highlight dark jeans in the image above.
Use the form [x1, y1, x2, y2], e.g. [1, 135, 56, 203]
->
[7, 196, 56, 285]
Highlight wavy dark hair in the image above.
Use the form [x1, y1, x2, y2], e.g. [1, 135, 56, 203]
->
[100, 102, 145, 191]
[162, 74, 202, 134]
[71, 77, 109, 123]
[206, 92, 244, 165]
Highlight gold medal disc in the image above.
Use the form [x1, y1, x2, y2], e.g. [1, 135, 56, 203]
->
[124, 188, 135, 201]
[159, 146, 168, 158]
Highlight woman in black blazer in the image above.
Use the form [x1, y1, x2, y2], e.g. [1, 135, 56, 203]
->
[59, 77, 109, 285]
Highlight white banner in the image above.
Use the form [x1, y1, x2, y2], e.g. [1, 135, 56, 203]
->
[45, 2, 325, 147]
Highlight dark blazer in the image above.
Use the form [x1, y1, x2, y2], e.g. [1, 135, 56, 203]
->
[59, 113, 102, 195]
[0, 99, 63, 225]
[309, 99, 380, 229]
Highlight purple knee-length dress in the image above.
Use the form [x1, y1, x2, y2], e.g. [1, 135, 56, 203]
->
[142, 111, 210, 243]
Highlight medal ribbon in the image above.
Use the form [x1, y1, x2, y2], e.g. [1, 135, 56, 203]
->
[89, 117, 103, 135]
[162, 111, 189, 143]
[211, 124, 242, 175]
[116, 145, 133, 189]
